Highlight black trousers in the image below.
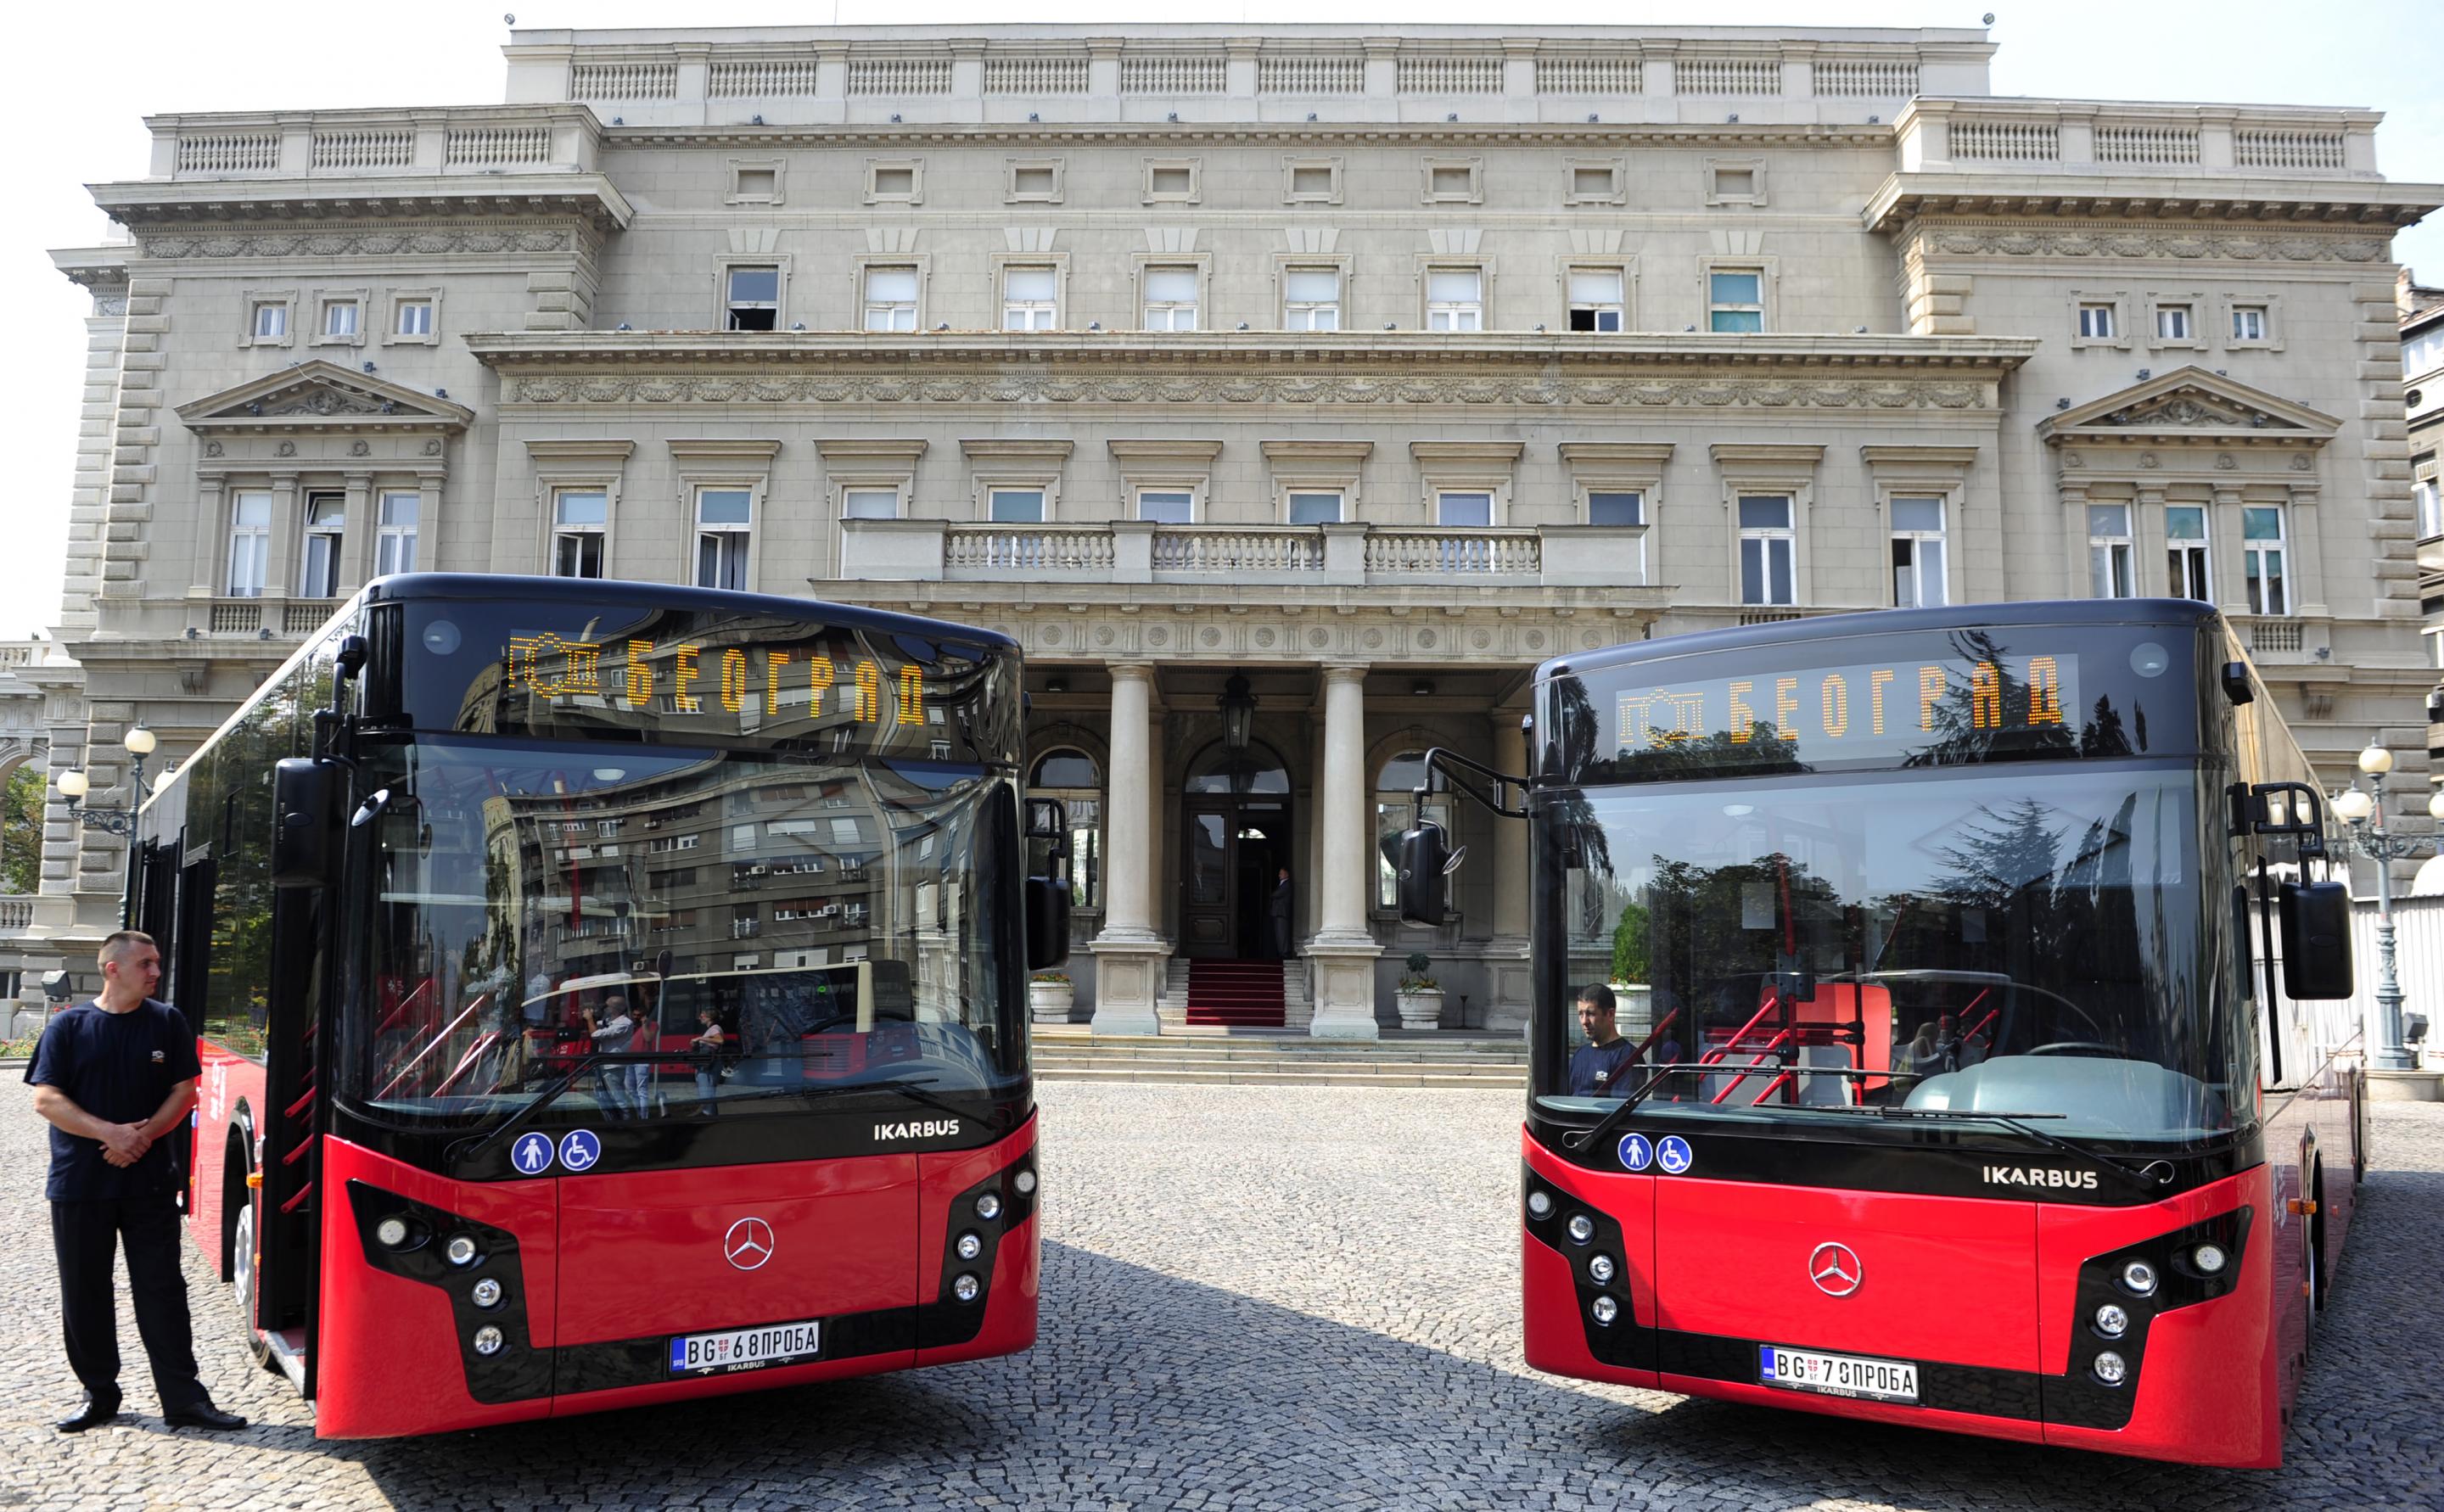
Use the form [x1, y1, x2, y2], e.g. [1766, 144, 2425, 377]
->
[51, 1192, 207, 1410]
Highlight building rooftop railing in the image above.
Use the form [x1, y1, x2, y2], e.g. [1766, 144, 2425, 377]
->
[1895, 97, 2385, 180]
[139, 105, 603, 182]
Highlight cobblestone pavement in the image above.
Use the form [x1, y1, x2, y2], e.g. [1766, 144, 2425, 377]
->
[2, 1083, 2439, 1510]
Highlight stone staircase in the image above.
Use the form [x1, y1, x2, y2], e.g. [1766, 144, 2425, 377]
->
[1180, 959, 1287, 1028]
[1030, 1025, 1528, 1089]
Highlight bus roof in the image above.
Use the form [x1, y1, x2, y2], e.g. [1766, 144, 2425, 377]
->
[1538, 599, 2224, 686]
[361, 574, 1020, 654]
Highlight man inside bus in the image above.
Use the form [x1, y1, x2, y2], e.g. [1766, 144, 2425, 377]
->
[1567, 984, 1642, 1098]
[24, 932, 247, 1432]
[586, 994, 636, 1117]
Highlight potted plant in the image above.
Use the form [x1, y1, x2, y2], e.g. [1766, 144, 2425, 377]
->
[1028, 972, 1074, 1023]
[1393, 952, 1443, 1031]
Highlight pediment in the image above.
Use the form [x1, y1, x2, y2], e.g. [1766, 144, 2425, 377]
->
[2038, 367, 2338, 447]
[178, 361, 474, 434]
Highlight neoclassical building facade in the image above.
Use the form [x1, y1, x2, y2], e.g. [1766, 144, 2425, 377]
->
[30, 22, 2443, 1033]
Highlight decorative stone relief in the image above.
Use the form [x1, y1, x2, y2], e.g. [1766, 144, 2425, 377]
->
[2290, 454, 2313, 471]
[143, 227, 579, 260]
[349, 440, 371, 456]
[204, 441, 223, 457]
[1913, 227, 2385, 264]
[276, 440, 296, 457]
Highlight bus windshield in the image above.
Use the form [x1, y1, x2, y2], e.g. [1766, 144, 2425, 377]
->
[335, 736, 1023, 1128]
[1535, 764, 2242, 1145]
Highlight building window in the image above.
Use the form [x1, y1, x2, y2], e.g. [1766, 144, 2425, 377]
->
[1421, 158, 1481, 204]
[1001, 265, 1059, 330]
[863, 266, 919, 332]
[726, 266, 780, 331]
[1031, 748, 1102, 911]
[2088, 503, 2134, 598]
[300, 492, 345, 598]
[1285, 158, 1341, 204]
[1287, 490, 1343, 525]
[1709, 270, 1765, 333]
[1568, 269, 1624, 333]
[695, 487, 753, 591]
[1427, 268, 1483, 332]
[2231, 304, 2269, 344]
[988, 488, 1045, 524]
[251, 301, 289, 341]
[552, 489, 608, 579]
[2415, 475, 2443, 541]
[1587, 490, 1642, 527]
[1889, 496, 1948, 609]
[1375, 752, 1450, 912]
[1143, 160, 1200, 204]
[321, 298, 361, 339]
[2155, 303, 2193, 342]
[1707, 162, 1765, 204]
[843, 486, 900, 520]
[1436, 490, 1494, 529]
[866, 160, 921, 203]
[1567, 160, 1621, 204]
[2242, 505, 2288, 616]
[1007, 160, 1062, 202]
[395, 299, 434, 338]
[227, 491, 272, 597]
[2165, 504, 2211, 601]
[1737, 495, 1794, 605]
[730, 165, 780, 203]
[1137, 490, 1193, 525]
[375, 490, 419, 576]
[1142, 266, 1199, 331]
[1284, 266, 1341, 331]
[2078, 303, 2117, 340]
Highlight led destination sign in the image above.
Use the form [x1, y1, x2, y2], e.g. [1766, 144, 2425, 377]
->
[506, 632, 928, 726]
[1616, 652, 2077, 757]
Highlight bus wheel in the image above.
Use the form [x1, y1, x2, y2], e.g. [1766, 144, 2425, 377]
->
[2309, 1162, 2332, 1313]
[2352, 1074, 2368, 1184]
[231, 1190, 276, 1372]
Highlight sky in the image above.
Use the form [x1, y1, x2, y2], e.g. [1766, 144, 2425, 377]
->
[6, 1, 2440, 641]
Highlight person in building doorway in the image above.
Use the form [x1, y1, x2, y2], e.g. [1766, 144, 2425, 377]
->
[1270, 866, 1294, 959]
[1567, 983, 1641, 1099]
[25, 931, 247, 1433]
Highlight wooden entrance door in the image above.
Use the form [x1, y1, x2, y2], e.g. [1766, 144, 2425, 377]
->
[1179, 798, 1293, 960]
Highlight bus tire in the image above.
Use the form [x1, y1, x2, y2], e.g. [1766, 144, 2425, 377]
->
[229, 1169, 276, 1373]
[2308, 1160, 2331, 1313]
[2352, 1072, 2368, 1184]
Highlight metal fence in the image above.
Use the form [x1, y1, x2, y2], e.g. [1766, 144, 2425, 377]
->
[2346, 895, 2444, 1061]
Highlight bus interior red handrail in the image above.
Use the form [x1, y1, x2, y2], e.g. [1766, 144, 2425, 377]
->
[374, 992, 493, 1100]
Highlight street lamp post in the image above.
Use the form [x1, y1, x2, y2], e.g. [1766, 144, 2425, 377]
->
[55, 725, 160, 929]
[2331, 739, 2444, 1074]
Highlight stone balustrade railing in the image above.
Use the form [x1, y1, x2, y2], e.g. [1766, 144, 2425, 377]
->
[149, 106, 601, 182]
[502, 28, 1997, 128]
[1897, 98, 2383, 179]
[850, 519, 1645, 589]
[0, 899, 35, 932]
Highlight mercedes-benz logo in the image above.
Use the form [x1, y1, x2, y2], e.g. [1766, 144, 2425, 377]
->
[723, 1217, 775, 1272]
[1808, 1241, 1863, 1298]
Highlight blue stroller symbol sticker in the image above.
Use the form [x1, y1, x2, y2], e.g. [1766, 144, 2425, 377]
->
[511, 1132, 555, 1176]
[1617, 1134, 1654, 1172]
[559, 1128, 603, 1173]
[1656, 1135, 1694, 1175]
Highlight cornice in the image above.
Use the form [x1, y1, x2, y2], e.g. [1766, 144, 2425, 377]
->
[1866, 172, 2440, 235]
[91, 175, 635, 232]
[603, 121, 1898, 152]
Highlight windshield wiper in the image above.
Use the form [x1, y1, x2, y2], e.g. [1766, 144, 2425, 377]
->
[1819, 1105, 2172, 1192]
[1559, 1061, 1718, 1152]
[719, 1072, 1007, 1132]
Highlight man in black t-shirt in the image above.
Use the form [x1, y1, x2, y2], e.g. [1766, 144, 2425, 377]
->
[25, 930, 245, 1434]
[1567, 983, 1642, 1098]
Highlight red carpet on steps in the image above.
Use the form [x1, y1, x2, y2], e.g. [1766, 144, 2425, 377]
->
[1183, 959, 1287, 1028]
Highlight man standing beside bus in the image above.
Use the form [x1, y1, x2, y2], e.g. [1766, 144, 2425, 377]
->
[24, 931, 246, 1433]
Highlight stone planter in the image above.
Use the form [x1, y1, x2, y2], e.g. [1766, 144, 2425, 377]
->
[1028, 981, 1074, 1024]
[1611, 982, 1655, 1042]
[1394, 987, 1444, 1031]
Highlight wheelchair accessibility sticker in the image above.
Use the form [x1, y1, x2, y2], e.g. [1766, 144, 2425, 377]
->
[558, 1128, 603, 1173]
[1656, 1135, 1694, 1175]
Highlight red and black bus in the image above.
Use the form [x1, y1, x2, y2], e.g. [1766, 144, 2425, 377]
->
[136, 574, 1067, 1437]
[1399, 600, 2366, 1467]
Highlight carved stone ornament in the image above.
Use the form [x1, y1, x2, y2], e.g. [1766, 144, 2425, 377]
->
[204, 440, 224, 458]
[2290, 453, 2313, 472]
[1916, 226, 2385, 265]
[507, 372, 1996, 412]
[2216, 452, 2235, 470]
[276, 440, 296, 457]
[2138, 451, 2159, 468]
[141, 225, 578, 260]
[424, 439, 444, 456]
[2062, 450, 2084, 468]
[349, 440, 371, 456]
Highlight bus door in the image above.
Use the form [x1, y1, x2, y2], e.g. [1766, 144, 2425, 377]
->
[255, 854, 331, 1384]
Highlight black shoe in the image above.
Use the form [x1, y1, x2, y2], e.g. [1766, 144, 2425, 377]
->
[57, 1395, 121, 1432]
[161, 1403, 247, 1431]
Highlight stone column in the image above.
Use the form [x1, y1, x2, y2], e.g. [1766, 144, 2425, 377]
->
[1090, 663, 1164, 1034]
[1483, 708, 1533, 1036]
[1306, 664, 1382, 1039]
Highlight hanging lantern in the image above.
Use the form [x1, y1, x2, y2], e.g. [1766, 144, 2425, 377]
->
[1219, 673, 1256, 753]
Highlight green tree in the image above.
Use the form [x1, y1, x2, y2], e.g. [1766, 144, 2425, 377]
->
[0, 766, 41, 895]
[1610, 897, 1651, 984]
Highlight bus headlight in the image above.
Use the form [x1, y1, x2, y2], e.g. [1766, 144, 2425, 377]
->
[2118, 1259, 2158, 1296]
[1014, 1169, 1038, 1196]
[1526, 1190, 1554, 1220]
[975, 1191, 1003, 1222]
[952, 1273, 982, 1303]
[956, 1232, 984, 1262]
[1590, 1296, 1619, 1326]
[2192, 1243, 2228, 1275]
[1589, 1253, 1617, 1285]
[470, 1279, 503, 1309]
[2093, 1303, 2128, 1338]
[2093, 1350, 2127, 1386]
[1566, 1214, 1595, 1245]
[445, 1234, 480, 1267]
[375, 1217, 412, 1249]
[472, 1325, 505, 1357]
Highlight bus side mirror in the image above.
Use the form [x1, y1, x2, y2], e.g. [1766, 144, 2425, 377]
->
[1025, 876, 1070, 972]
[271, 758, 338, 889]
[2278, 880, 2354, 1000]
[1396, 823, 1461, 927]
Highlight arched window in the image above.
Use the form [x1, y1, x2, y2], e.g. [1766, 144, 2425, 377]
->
[1375, 750, 1452, 912]
[1029, 748, 1102, 909]
[1183, 743, 1290, 795]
